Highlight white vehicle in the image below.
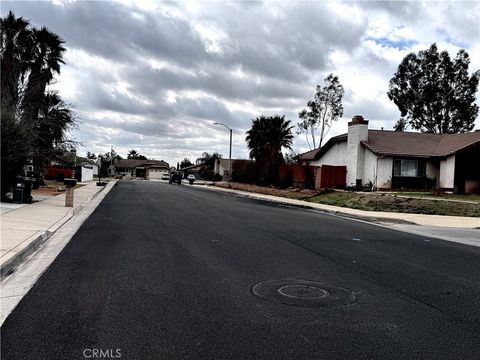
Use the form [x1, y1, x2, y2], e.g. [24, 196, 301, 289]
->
[161, 174, 169, 180]
[187, 174, 196, 181]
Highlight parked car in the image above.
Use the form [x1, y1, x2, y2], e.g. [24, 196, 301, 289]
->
[187, 174, 196, 184]
[161, 173, 170, 180]
[169, 172, 182, 184]
[45, 164, 76, 182]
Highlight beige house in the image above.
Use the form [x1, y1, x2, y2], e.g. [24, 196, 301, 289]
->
[299, 115, 480, 193]
[114, 159, 169, 179]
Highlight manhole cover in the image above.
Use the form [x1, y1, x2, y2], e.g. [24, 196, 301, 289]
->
[278, 285, 328, 299]
[252, 279, 357, 308]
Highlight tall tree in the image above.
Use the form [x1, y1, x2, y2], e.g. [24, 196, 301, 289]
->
[180, 158, 193, 168]
[1, 12, 74, 198]
[0, 11, 32, 114]
[21, 26, 66, 126]
[127, 150, 147, 160]
[98, 151, 122, 176]
[393, 117, 409, 132]
[246, 115, 293, 184]
[32, 91, 76, 170]
[86, 151, 97, 160]
[388, 43, 480, 134]
[195, 152, 222, 169]
[297, 74, 344, 149]
[1, 12, 33, 198]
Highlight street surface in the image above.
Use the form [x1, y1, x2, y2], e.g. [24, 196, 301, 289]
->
[2, 181, 480, 359]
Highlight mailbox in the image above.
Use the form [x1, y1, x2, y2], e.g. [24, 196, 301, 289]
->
[64, 178, 77, 188]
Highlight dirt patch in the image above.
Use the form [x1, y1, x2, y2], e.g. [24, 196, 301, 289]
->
[214, 181, 317, 200]
[32, 180, 85, 197]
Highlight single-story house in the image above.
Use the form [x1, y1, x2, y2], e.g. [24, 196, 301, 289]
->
[299, 115, 480, 193]
[114, 159, 170, 179]
[179, 163, 205, 179]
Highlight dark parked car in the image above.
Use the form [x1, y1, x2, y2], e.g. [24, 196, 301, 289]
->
[169, 172, 182, 184]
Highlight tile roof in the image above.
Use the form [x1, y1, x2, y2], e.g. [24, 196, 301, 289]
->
[114, 159, 169, 168]
[298, 130, 480, 160]
[298, 134, 348, 161]
[364, 130, 480, 157]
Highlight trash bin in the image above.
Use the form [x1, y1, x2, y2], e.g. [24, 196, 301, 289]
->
[29, 171, 40, 189]
[23, 175, 33, 204]
[13, 176, 25, 204]
[13, 188, 23, 204]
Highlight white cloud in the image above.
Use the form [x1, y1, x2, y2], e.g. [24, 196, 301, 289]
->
[3, 0, 479, 163]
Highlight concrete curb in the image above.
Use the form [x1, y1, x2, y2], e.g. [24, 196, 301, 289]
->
[200, 185, 416, 225]
[0, 181, 116, 279]
[198, 185, 479, 228]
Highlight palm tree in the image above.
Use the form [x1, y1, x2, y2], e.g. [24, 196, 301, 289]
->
[21, 26, 66, 124]
[195, 152, 222, 169]
[1, 12, 74, 197]
[33, 91, 75, 170]
[245, 115, 293, 184]
[1, 11, 32, 113]
[1, 12, 34, 198]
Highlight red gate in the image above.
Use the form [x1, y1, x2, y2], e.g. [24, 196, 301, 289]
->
[318, 165, 346, 189]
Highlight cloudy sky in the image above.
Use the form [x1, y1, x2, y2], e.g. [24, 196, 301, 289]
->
[3, 0, 480, 166]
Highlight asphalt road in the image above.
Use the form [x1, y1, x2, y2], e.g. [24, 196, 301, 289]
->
[2, 181, 480, 359]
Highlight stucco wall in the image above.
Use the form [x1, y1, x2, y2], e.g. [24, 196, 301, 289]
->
[309, 141, 348, 167]
[346, 124, 368, 185]
[439, 155, 455, 189]
[80, 166, 93, 182]
[362, 151, 394, 189]
[362, 149, 377, 186]
[377, 157, 393, 189]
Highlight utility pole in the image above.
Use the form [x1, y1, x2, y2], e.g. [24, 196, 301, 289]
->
[213, 122, 233, 181]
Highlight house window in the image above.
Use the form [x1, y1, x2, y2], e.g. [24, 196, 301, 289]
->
[393, 159, 425, 177]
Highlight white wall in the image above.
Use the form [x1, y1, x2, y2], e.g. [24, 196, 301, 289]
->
[80, 165, 94, 182]
[439, 155, 455, 189]
[309, 141, 348, 167]
[376, 157, 393, 189]
[363, 149, 378, 187]
[346, 124, 368, 185]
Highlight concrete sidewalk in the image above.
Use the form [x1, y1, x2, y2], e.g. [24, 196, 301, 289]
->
[0, 181, 115, 279]
[200, 185, 480, 229]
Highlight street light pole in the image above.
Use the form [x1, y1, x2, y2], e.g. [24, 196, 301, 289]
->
[213, 122, 233, 181]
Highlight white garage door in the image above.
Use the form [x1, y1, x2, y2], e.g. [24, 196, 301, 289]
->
[148, 169, 168, 179]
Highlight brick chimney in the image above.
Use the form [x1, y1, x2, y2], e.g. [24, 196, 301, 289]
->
[347, 115, 369, 186]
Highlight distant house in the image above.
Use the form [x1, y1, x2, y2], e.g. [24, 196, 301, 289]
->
[114, 159, 169, 179]
[298, 115, 480, 193]
[179, 163, 206, 179]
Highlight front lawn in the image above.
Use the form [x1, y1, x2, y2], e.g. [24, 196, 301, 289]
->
[214, 182, 480, 217]
[308, 191, 480, 217]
